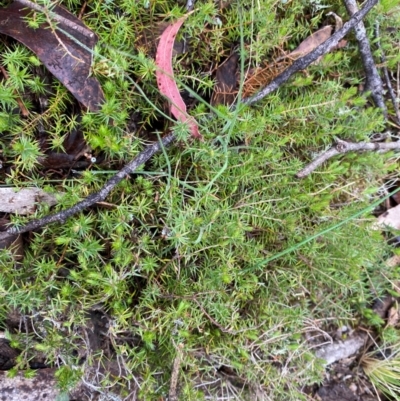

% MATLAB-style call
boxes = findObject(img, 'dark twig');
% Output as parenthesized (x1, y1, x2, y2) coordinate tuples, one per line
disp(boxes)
(0, 66, 29, 117)
(344, 0, 387, 117)
(374, 22, 400, 125)
(242, 0, 378, 106)
(0, 134, 176, 241)
(296, 139, 400, 178)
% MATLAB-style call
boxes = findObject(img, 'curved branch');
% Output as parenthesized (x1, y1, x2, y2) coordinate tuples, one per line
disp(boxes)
(296, 139, 400, 178)
(0, 134, 176, 241)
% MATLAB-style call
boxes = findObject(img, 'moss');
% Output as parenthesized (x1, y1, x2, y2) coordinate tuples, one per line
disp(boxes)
(0, 0, 399, 398)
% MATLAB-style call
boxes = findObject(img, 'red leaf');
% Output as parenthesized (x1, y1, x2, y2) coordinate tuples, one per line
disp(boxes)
(155, 17, 202, 140)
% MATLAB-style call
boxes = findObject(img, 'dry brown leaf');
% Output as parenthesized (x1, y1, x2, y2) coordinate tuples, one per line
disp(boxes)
(387, 306, 399, 327)
(385, 254, 400, 268)
(243, 25, 334, 97)
(0, 1, 104, 111)
(288, 25, 333, 60)
(211, 52, 239, 106)
(0, 187, 58, 215)
(373, 204, 400, 230)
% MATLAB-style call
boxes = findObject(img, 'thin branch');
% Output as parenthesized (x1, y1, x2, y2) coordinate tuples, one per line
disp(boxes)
(0, 134, 176, 242)
(344, 0, 386, 117)
(242, 0, 378, 106)
(374, 22, 400, 126)
(16, 0, 94, 38)
(296, 139, 400, 178)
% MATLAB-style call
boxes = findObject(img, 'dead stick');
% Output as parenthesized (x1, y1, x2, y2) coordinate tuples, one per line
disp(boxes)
(242, 0, 378, 106)
(374, 22, 400, 125)
(344, 0, 386, 117)
(0, 134, 176, 241)
(296, 139, 400, 178)
(16, 0, 94, 38)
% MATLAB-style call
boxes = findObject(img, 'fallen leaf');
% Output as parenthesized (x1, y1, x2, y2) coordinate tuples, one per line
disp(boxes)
(211, 52, 239, 106)
(327, 12, 343, 31)
(315, 332, 367, 365)
(38, 129, 92, 170)
(372, 294, 394, 319)
(387, 306, 399, 327)
(373, 204, 400, 230)
(243, 25, 334, 98)
(392, 188, 400, 205)
(155, 17, 202, 140)
(288, 25, 333, 60)
(0, 1, 104, 111)
(386, 254, 400, 268)
(0, 187, 58, 215)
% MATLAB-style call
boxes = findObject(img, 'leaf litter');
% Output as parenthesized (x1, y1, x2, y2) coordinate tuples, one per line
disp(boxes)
(0, 1, 104, 111)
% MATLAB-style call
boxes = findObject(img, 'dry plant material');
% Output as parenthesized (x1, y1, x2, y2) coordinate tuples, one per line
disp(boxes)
(243, 59, 291, 98)
(296, 139, 400, 178)
(155, 17, 202, 140)
(315, 332, 367, 365)
(385, 255, 400, 268)
(0, 1, 104, 111)
(168, 343, 184, 401)
(372, 294, 395, 323)
(0, 217, 23, 262)
(344, 0, 386, 116)
(288, 25, 333, 60)
(0, 187, 58, 215)
(243, 0, 379, 105)
(375, 22, 400, 125)
(243, 25, 333, 98)
(373, 204, 400, 230)
(211, 52, 239, 106)
(387, 306, 400, 327)
(0, 188, 57, 262)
